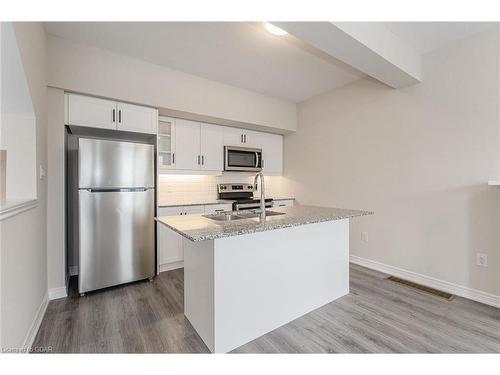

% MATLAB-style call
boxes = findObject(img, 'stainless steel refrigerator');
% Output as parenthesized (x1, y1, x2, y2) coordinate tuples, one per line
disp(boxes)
(72, 137, 155, 295)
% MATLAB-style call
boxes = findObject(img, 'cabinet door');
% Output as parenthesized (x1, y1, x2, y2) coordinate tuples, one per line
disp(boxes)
(158, 117, 176, 171)
(242, 129, 263, 148)
(223, 127, 245, 146)
(158, 223, 183, 265)
(261, 133, 283, 175)
(116, 103, 158, 134)
(157, 207, 184, 266)
(200, 123, 224, 171)
(67, 94, 117, 130)
(175, 119, 201, 170)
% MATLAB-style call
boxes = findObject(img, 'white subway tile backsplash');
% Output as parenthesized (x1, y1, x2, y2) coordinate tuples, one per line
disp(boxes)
(158, 173, 289, 205)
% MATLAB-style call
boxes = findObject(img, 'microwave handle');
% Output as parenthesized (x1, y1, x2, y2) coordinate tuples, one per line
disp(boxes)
(255, 152, 260, 168)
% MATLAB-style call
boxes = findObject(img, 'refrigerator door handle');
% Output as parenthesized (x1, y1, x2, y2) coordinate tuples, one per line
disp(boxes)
(83, 187, 150, 193)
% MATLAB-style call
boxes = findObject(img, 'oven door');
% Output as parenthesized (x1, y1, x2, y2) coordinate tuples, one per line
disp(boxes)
(224, 146, 262, 172)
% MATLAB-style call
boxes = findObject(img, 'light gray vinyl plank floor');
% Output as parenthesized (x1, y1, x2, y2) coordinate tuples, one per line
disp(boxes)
(32, 264, 500, 353)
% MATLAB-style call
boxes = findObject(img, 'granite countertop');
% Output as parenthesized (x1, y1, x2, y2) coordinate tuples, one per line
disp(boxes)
(156, 205, 373, 242)
(158, 197, 296, 207)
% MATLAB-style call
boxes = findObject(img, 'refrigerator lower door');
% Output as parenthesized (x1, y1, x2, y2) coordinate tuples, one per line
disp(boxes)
(78, 189, 155, 294)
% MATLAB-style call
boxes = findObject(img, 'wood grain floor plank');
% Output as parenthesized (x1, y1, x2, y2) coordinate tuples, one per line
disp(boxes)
(33, 265, 500, 353)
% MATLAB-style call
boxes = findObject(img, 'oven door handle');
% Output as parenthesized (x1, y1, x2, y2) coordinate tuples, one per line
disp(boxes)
(255, 152, 260, 168)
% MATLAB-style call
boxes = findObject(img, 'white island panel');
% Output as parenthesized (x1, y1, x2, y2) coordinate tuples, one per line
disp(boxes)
(183, 218, 350, 353)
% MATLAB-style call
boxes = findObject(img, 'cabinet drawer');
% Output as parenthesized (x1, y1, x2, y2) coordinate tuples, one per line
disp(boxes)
(272, 199, 294, 207)
(204, 203, 233, 214)
(184, 205, 205, 215)
(158, 205, 204, 216)
(158, 206, 183, 216)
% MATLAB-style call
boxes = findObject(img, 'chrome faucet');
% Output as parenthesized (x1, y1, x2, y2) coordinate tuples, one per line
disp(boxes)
(254, 172, 266, 218)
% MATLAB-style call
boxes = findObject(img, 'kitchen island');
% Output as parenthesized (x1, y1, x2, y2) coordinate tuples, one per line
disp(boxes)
(157, 205, 372, 353)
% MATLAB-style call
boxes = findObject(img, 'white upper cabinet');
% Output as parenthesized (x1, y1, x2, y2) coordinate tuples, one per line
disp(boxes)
(175, 119, 202, 170)
(66, 94, 283, 175)
(261, 133, 283, 175)
(66, 93, 157, 134)
(223, 127, 269, 149)
(67, 94, 117, 130)
(223, 127, 259, 147)
(157, 116, 176, 171)
(241, 129, 262, 148)
(116, 102, 158, 134)
(223, 127, 245, 146)
(200, 123, 224, 171)
(174, 119, 224, 172)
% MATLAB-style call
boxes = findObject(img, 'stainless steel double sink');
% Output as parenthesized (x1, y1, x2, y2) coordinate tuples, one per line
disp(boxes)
(203, 210, 285, 222)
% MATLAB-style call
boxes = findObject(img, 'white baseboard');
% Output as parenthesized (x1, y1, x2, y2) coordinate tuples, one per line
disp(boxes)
(159, 260, 184, 273)
(69, 266, 78, 276)
(22, 292, 48, 350)
(48, 286, 67, 300)
(350, 255, 500, 309)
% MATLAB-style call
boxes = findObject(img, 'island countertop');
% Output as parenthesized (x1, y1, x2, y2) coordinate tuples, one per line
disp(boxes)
(156, 205, 373, 242)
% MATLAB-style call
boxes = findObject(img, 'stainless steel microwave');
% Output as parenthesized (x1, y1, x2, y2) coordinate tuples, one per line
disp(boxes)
(224, 146, 262, 172)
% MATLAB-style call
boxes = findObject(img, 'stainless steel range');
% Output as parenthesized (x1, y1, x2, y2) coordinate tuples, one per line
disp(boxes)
(218, 183, 273, 211)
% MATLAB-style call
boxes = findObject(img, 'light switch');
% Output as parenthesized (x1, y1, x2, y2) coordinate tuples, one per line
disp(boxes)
(39, 164, 47, 180)
(361, 231, 369, 243)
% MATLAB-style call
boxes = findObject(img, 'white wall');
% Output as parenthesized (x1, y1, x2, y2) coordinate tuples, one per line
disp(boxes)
(284, 28, 500, 296)
(47, 88, 65, 291)
(0, 22, 47, 349)
(46, 35, 297, 133)
(0, 23, 37, 200)
(1, 114, 36, 199)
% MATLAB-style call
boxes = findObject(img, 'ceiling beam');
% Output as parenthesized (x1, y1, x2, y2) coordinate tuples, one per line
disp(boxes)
(274, 22, 422, 88)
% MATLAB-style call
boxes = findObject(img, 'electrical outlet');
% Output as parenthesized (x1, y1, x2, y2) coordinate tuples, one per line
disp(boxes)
(361, 232, 369, 243)
(476, 253, 488, 267)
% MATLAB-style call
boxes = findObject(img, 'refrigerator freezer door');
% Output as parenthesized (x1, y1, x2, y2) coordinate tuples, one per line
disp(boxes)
(78, 189, 155, 293)
(78, 138, 154, 189)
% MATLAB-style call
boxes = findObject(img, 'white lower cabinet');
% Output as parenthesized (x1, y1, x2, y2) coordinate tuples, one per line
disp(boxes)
(183, 205, 206, 215)
(158, 204, 230, 272)
(272, 199, 294, 207)
(204, 203, 233, 214)
(157, 205, 204, 272)
(158, 219, 183, 266)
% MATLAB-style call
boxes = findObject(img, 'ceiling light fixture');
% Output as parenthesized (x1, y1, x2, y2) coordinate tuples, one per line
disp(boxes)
(264, 23, 288, 36)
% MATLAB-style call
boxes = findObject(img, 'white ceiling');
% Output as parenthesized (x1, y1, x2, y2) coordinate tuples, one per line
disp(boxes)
(44, 22, 364, 103)
(44, 22, 499, 103)
(383, 22, 497, 54)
